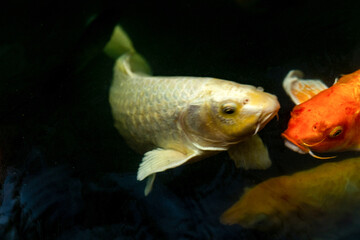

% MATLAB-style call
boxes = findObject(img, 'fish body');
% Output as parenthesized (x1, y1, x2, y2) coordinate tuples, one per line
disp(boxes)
(107, 26, 280, 194)
(281, 69, 360, 157)
(221, 157, 360, 239)
(111, 59, 272, 154)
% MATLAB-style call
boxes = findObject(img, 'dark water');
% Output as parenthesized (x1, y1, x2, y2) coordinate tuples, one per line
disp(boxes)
(1, 0, 360, 239)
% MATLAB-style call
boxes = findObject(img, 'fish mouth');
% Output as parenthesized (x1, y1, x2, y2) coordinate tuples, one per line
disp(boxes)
(281, 133, 308, 154)
(260, 111, 277, 125)
(246, 92, 280, 135)
(253, 113, 273, 135)
(281, 133, 337, 159)
(253, 109, 280, 135)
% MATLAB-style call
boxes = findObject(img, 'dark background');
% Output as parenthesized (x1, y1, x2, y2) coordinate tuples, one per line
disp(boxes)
(1, 0, 360, 239)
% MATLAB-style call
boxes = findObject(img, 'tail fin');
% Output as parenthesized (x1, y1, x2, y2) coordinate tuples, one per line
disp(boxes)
(104, 25, 152, 76)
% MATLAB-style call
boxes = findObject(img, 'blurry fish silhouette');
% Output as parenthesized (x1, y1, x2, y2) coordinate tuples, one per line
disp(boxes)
(281, 69, 360, 159)
(221, 157, 360, 239)
(105, 26, 280, 195)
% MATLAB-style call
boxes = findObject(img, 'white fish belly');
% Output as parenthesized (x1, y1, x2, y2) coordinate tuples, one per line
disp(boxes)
(109, 74, 210, 154)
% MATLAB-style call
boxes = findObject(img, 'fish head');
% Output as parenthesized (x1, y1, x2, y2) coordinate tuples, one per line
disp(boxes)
(282, 85, 360, 156)
(209, 83, 280, 141)
(182, 81, 279, 147)
(221, 183, 284, 231)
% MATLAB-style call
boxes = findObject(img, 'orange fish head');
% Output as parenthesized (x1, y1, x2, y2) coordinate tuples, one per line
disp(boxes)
(282, 90, 360, 158)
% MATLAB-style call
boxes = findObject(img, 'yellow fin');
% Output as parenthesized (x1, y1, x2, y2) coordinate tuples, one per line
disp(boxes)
(283, 70, 328, 104)
(104, 25, 135, 59)
(228, 135, 271, 170)
(137, 148, 198, 181)
(144, 174, 156, 196)
(104, 25, 152, 75)
(113, 53, 153, 77)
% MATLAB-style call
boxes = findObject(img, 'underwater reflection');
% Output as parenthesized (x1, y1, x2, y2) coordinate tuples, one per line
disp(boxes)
(221, 157, 360, 239)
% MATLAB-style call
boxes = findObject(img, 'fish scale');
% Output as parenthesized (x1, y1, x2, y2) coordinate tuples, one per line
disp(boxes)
(111, 73, 211, 152)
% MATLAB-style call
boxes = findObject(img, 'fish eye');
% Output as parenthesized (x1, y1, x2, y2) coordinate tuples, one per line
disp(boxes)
(329, 126, 343, 138)
(221, 103, 237, 115)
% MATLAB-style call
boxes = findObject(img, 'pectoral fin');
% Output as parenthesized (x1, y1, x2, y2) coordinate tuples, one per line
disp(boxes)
(137, 148, 198, 194)
(137, 148, 197, 181)
(228, 135, 271, 170)
(283, 70, 328, 104)
(144, 174, 156, 196)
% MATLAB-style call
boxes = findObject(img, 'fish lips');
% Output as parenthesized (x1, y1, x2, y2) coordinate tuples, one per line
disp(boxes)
(281, 133, 308, 154)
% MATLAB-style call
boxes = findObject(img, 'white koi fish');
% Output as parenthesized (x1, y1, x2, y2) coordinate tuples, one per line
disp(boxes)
(105, 26, 280, 195)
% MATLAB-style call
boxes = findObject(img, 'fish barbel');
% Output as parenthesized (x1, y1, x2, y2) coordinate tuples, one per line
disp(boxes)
(106, 26, 280, 195)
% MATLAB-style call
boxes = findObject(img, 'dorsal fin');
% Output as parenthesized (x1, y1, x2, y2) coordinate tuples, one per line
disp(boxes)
(114, 53, 152, 77)
(337, 69, 360, 85)
(283, 70, 328, 105)
(104, 25, 152, 76)
(104, 25, 135, 59)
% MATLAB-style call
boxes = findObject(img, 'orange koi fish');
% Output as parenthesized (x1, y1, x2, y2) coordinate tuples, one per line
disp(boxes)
(281, 69, 360, 159)
(221, 157, 360, 239)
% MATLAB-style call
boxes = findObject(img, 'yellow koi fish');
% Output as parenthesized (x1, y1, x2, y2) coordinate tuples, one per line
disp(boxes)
(221, 157, 360, 239)
(105, 26, 280, 195)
